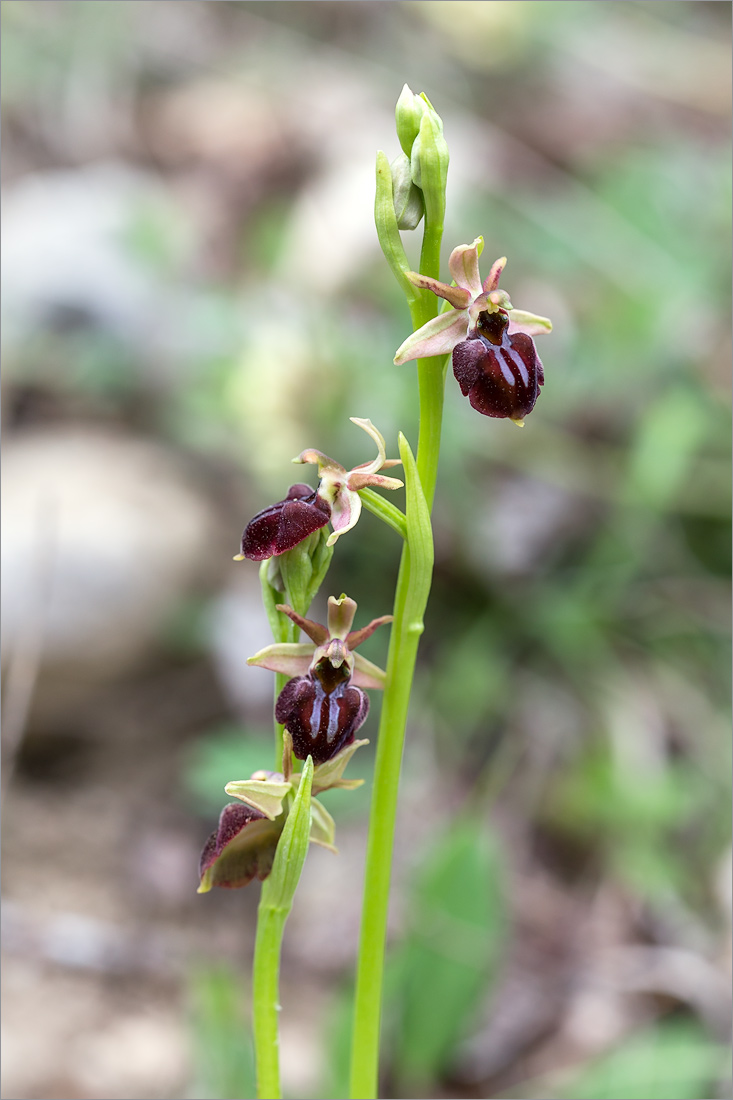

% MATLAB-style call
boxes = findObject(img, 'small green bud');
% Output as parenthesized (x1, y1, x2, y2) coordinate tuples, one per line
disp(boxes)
(395, 83, 427, 156)
(390, 152, 425, 231)
(410, 110, 449, 228)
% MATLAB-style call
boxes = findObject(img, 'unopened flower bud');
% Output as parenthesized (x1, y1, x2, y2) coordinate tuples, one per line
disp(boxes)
(395, 83, 427, 156)
(411, 109, 449, 228)
(391, 153, 425, 231)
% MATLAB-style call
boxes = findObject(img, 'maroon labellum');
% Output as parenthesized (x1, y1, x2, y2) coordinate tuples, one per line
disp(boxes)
(199, 803, 281, 890)
(275, 670, 369, 765)
(452, 310, 544, 422)
(240, 483, 331, 561)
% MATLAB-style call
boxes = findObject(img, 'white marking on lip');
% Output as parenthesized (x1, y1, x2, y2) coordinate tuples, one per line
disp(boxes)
(312, 682, 341, 743)
(497, 350, 516, 386)
(507, 345, 529, 386)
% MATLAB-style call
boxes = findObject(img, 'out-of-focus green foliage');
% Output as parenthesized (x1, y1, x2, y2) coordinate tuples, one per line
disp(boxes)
(188, 965, 256, 1100)
(562, 1018, 729, 1100)
(390, 821, 507, 1087)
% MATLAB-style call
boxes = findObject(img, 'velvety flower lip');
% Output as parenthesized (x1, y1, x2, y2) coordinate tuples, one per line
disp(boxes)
(248, 595, 392, 764)
(237, 483, 331, 561)
(393, 237, 552, 425)
(198, 802, 281, 891)
(275, 674, 369, 765)
(453, 309, 545, 421)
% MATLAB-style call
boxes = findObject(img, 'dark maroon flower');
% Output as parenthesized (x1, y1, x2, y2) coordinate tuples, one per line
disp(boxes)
(275, 669, 369, 765)
(452, 309, 544, 421)
(238, 483, 331, 561)
(198, 802, 281, 891)
(393, 238, 551, 426)
(248, 595, 391, 765)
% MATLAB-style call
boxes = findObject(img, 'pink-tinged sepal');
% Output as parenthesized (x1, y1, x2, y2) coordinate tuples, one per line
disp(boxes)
(246, 643, 314, 679)
(394, 310, 469, 364)
(448, 237, 484, 296)
(326, 594, 358, 640)
(274, 604, 329, 645)
(345, 615, 394, 651)
(293, 449, 346, 476)
(406, 271, 471, 310)
(327, 488, 362, 546)
(352, 653, 388, 690)
(239, 484, 330, 561)
(483, 255, 507, 292)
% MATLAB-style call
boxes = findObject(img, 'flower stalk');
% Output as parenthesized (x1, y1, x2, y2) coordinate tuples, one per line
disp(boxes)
(252, 754, 314, 1100)
(349, 90, 446, 1096)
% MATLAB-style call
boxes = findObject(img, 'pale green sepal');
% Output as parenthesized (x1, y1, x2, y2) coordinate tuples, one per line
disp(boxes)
(394, 310, 467, 364)
(311, 739, 370, 793)
(224, 778, 292, 821)
(348, 418, 397, 478)
(508, 309, 553, 335)
(260, 755, 314, 911)
(247, 642, 315, 677)
(309, 797, 337, 852)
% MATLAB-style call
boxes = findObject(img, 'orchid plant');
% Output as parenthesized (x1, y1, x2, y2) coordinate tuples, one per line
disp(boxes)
(198, 85, 552, 1100)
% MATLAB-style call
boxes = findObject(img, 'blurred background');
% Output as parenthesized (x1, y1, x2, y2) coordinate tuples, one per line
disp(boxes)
(1, 2, 731, 1098)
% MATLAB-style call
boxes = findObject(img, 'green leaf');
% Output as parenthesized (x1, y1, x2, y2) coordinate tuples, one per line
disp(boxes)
(392, 820, 507, 1086)
(188, 963, 256, 1100)
(624, 386, 708, 509)
(562, 1019, 727, 1100)
(183, 727, 272, 814)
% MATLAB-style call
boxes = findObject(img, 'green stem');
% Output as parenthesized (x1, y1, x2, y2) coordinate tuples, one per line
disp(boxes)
(252, 904, 287, 1100)
(349, 213, 444, 1099)
(252, 756, 315, 1099)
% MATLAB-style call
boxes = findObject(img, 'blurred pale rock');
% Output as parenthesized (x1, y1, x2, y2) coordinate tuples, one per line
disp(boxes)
(208, 578, 280, 712)
(1, 162, 195, 366)
(2, 429, 215, 684)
